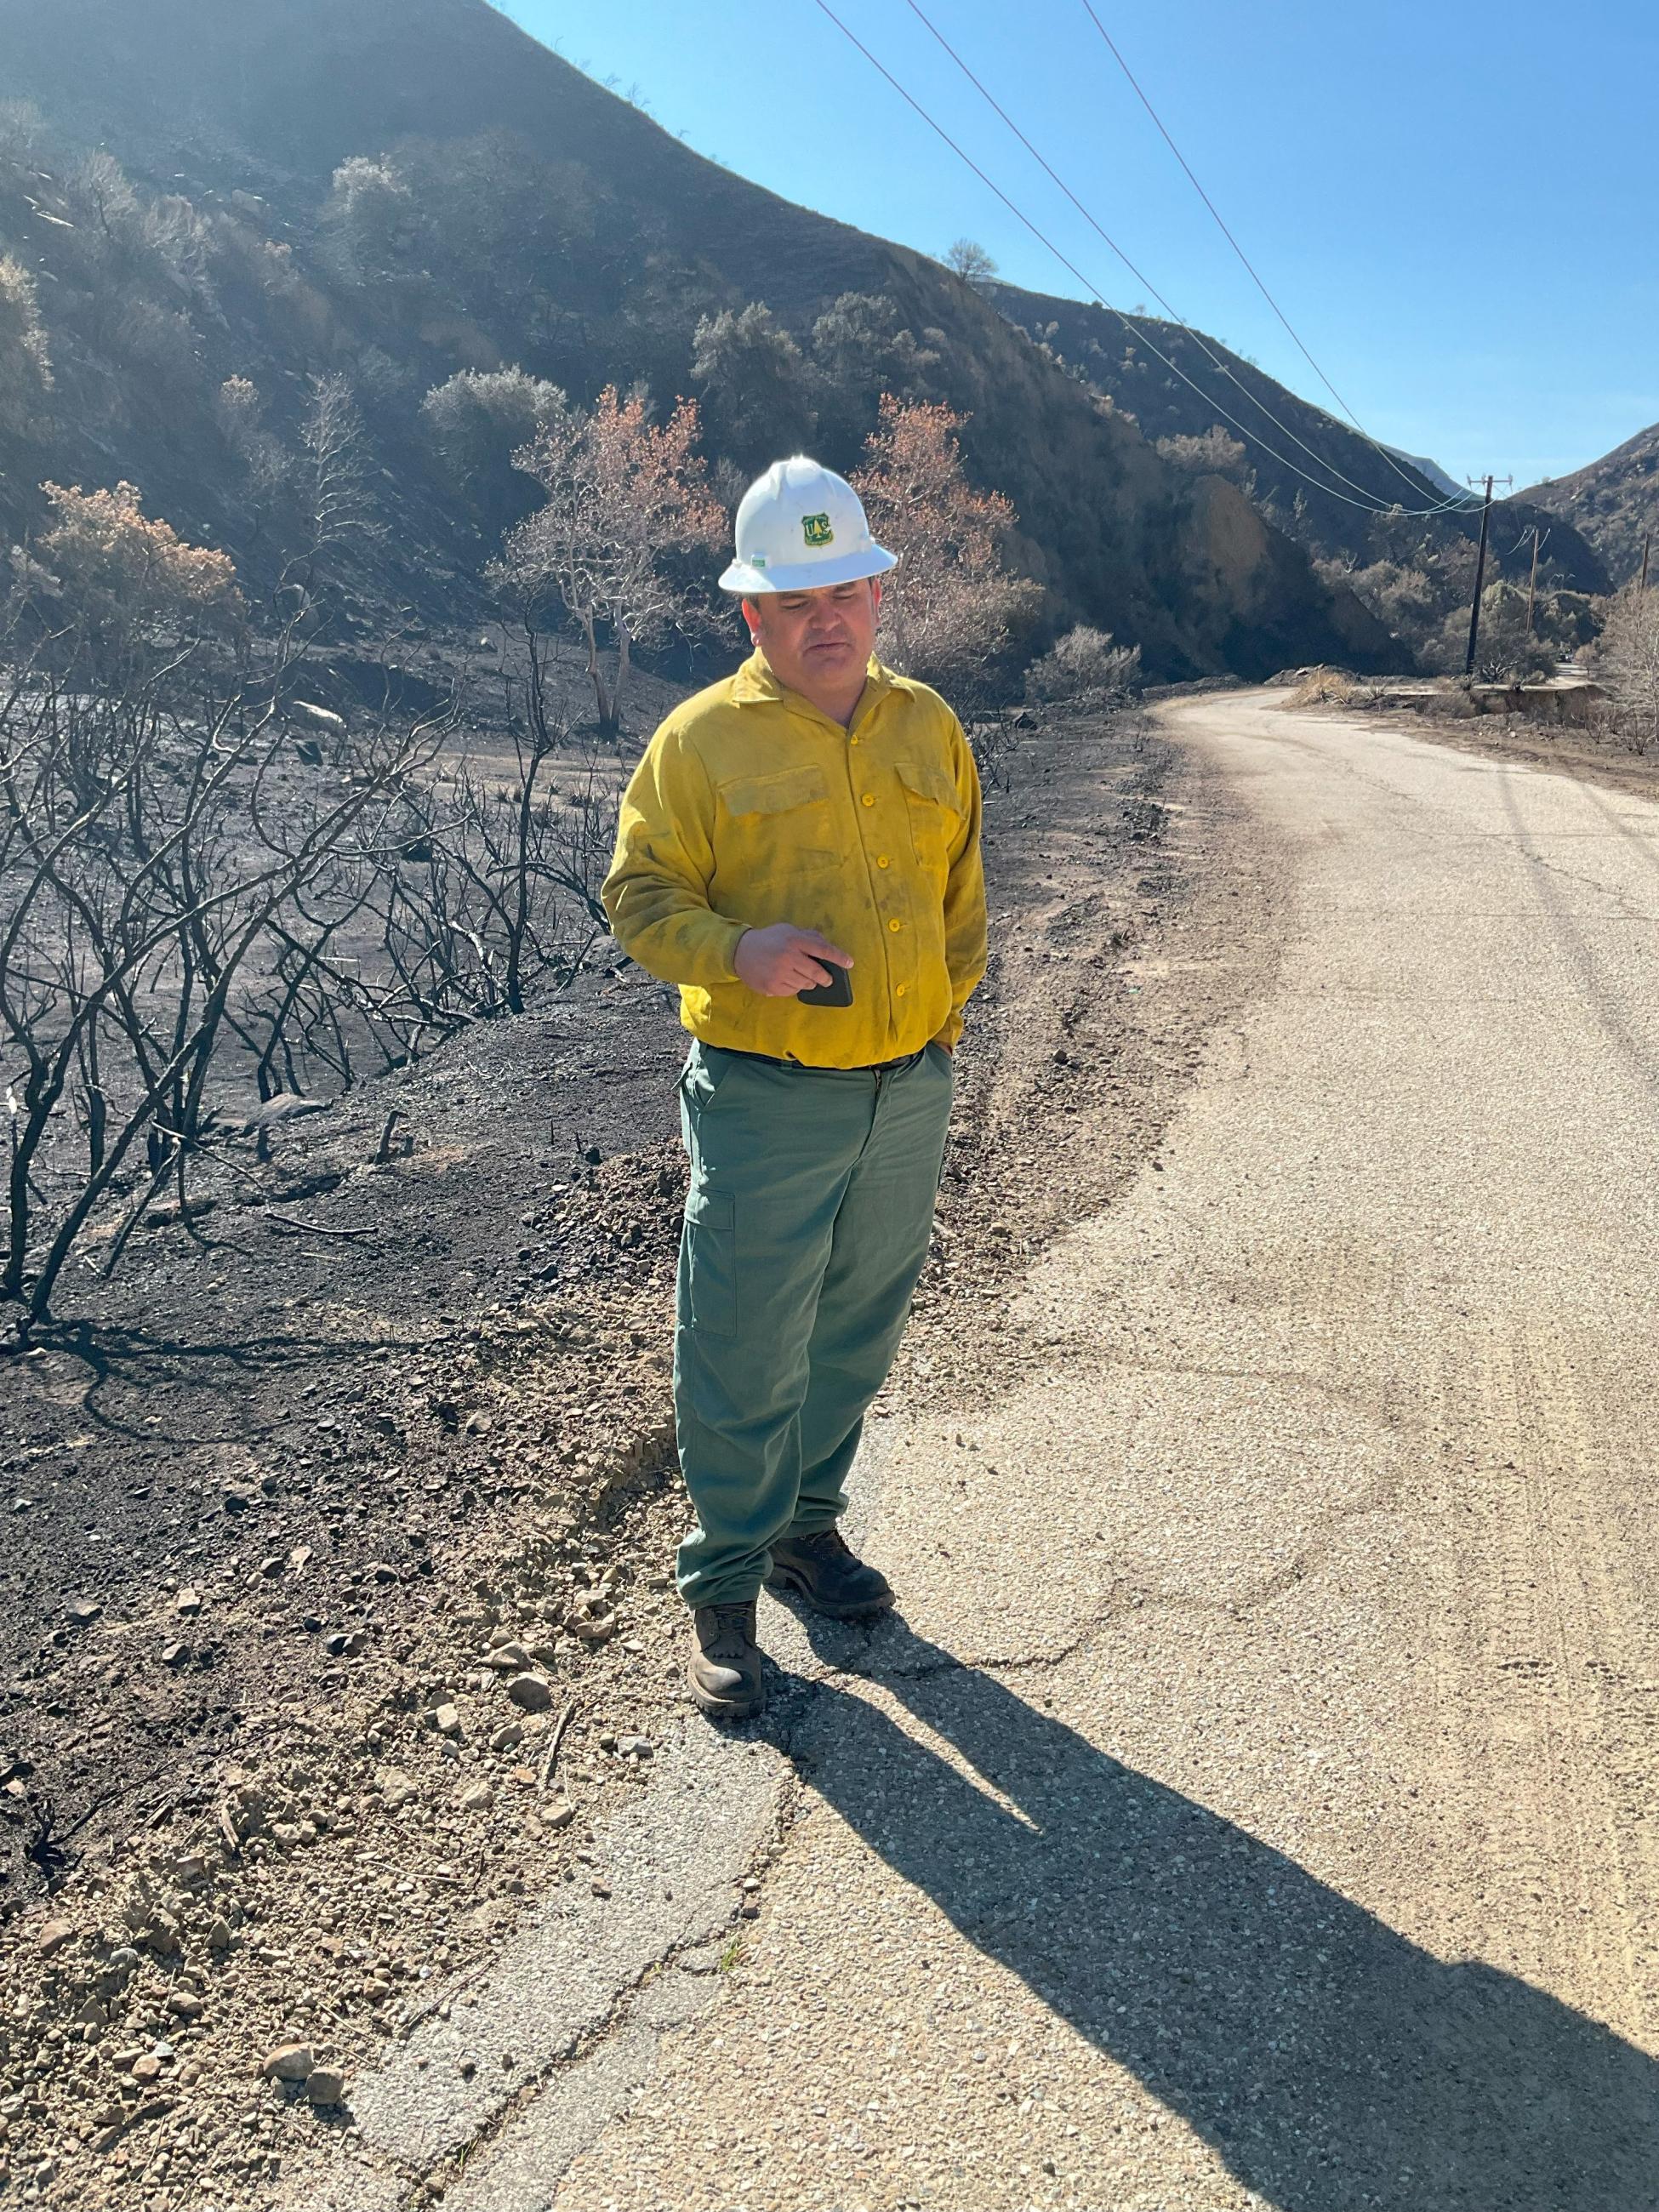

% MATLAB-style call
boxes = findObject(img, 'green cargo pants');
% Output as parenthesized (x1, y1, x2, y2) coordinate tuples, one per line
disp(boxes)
(673, 1039, 955, 1608)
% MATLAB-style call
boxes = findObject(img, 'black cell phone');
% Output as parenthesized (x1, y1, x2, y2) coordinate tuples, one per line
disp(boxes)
(797, 964, 853, 1007)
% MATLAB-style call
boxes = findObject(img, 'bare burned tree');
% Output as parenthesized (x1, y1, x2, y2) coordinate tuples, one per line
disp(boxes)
(224, 631, 618, 1089)
(0, 591, 446, 1323)
(292, 371, 382, 607)
(2, 494, 621, 1327)
(342, 630, 618, 1052)
(944, 237, 998, 288)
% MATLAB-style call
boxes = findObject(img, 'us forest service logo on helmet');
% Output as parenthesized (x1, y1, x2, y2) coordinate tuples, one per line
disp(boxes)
(801, 512, 835, 548)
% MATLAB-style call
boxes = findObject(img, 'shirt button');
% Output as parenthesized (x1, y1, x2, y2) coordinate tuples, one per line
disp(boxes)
(877, 855, 891, 869)
(896, 983, 908, 997)
(861, 794, 875, 807)
(888, 918, 902, 933)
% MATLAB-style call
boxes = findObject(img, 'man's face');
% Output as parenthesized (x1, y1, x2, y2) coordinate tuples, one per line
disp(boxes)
(744, 579, 881, 701)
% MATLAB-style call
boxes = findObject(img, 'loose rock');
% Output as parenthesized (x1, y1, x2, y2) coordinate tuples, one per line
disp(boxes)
(262, 2043, 314, 2084)
(505, 1672, 553, 1713)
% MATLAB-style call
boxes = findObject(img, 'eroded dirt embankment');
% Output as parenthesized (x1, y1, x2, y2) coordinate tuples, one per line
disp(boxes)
(0, 702, 1280, 2208)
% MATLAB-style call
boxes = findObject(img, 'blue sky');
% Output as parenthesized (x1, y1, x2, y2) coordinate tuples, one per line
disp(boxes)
(494, 0, 1656, 487)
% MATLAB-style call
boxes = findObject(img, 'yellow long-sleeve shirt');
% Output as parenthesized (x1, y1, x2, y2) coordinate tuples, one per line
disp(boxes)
(601, 650, 987, 1069)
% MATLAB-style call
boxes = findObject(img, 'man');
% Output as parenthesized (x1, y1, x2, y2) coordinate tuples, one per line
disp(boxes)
(601, 455, 987, 1719)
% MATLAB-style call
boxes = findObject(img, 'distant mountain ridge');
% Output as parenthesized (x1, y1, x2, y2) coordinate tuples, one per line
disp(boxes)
(1522, 425, 1659, 585)
(1388, 448, 1464, 502)
(0, 0, 1391, 680)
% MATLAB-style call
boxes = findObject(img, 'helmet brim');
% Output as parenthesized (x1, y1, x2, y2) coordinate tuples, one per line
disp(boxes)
(720, 544, 898, 596)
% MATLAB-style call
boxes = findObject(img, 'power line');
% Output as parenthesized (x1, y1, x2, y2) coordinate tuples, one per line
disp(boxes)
(900, 0, 1474, 517)
(814, 0, 1455, 517)
(1075, 0, 1440, 505)
(810, 0, 1476, 521)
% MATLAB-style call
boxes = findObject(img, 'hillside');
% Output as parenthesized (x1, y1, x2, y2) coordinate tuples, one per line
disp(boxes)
(988, 281, 1610, 604)
(0, 0, 1391, 682)
(1523, 424, 1659, 585)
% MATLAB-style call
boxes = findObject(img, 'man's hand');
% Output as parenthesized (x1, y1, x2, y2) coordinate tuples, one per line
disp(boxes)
(733, 924, 854, 998)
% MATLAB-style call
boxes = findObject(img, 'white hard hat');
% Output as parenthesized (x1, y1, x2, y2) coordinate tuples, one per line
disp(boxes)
(718, 455, 898, 596)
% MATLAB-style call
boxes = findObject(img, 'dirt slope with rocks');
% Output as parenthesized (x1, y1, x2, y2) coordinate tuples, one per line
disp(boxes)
(0, 698, 1240, 2208)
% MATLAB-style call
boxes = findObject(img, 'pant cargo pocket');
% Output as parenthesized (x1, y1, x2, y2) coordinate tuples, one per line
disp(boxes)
(681, 1183, 738, 1338)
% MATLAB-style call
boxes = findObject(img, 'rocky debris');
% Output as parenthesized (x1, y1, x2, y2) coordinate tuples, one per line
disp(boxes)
(143, 1907, 184, 1957)
(0, 1441, 687, 2202)
(286, 699, 346, 736)
(264, 2042, 315, 2084)
(36, 1918, 74, 1957)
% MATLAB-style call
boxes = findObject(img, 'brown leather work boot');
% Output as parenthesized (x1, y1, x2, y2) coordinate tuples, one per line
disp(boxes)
(689, 1599, 765, 1719)
(767, 1527, 893, 1620)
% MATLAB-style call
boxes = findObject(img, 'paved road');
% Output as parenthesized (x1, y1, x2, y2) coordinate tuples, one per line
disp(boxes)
(298, 693, 1659, 2210)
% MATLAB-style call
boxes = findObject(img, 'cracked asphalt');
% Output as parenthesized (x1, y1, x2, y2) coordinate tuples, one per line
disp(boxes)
(291, 693, 1659, 2209)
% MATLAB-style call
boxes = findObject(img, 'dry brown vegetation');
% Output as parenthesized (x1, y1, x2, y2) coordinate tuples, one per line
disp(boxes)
(1590, 586, 1659, 752)
(852, 396, 1042, 705)
(491, 386, 724, 734)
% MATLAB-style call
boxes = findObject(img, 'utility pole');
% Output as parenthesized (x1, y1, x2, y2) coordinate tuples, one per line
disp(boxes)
(1640, 530, 1651, 596)
(1525, 524, 1548, 636)
(1463, 474, 1512, 677)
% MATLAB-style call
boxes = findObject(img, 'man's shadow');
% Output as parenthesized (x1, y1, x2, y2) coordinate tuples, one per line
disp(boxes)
(775, 1613, 1659, 2212)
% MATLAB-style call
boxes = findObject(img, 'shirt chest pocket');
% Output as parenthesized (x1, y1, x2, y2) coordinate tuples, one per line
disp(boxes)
(895, 759, 962, 885)
(717, 764, 843, 884)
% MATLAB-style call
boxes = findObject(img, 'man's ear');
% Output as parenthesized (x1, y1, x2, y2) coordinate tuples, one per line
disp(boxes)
(869, 578, 883, 618)
(740, 597, 762, 641)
